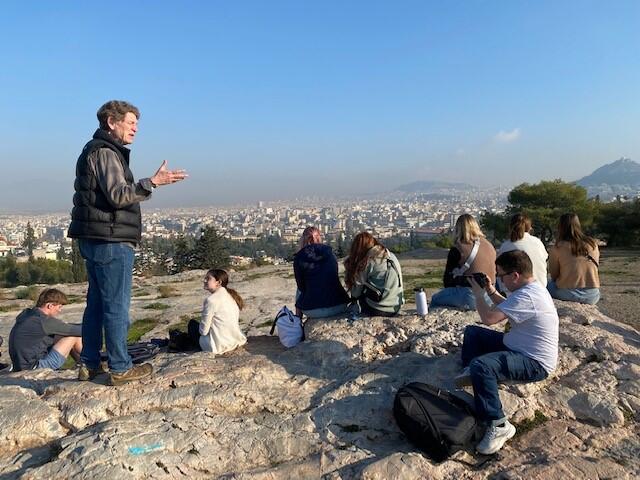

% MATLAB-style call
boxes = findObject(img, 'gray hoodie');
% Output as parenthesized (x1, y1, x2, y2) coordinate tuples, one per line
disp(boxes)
(9, 308, 81, 371)
(350, 246, 405, 314)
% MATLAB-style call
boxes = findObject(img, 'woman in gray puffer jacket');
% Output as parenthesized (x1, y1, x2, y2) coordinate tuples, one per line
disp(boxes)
(344, 232, 404, 317)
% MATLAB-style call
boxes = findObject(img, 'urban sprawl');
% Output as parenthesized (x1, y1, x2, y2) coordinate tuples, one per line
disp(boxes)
(0, 189, 508, 264)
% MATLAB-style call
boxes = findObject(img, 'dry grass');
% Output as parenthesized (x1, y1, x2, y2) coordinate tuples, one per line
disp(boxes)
(598, 248, 640, 331)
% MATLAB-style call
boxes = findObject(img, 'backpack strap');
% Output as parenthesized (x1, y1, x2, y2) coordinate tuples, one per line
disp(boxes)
(363, 251, 402, 298)
(387, 256, 402, 288)
(102, 343, 161, 363)
(452, 240, 480, 277)
(270, 307, 290, 335)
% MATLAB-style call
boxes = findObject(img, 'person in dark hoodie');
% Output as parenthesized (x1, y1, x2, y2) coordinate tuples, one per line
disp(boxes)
(294, 226, 349, 318)
(9, 289, 82, 372)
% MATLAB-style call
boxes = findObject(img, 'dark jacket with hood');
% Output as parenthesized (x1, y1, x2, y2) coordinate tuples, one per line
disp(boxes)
(294, 244, 349, 311)
(9, 308, 81, 371)
(67, 128, 145, 244)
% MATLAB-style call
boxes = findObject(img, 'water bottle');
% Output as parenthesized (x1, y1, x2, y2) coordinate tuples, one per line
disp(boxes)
(414, 287, 428, 316)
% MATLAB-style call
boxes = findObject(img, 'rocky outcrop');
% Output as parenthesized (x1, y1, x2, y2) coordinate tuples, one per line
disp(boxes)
(0, 268, 638, 479)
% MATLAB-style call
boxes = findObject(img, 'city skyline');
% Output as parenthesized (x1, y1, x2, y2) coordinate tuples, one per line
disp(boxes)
(1, 1, 639, 211)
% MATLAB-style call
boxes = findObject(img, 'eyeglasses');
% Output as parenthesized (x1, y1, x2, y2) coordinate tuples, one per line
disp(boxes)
(496, 271, 514, 281)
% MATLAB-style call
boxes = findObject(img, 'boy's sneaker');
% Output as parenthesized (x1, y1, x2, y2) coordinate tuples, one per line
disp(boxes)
(476, 420, 516, 455)
(454, 366, 472, 388)
(108, 363, 153, 386)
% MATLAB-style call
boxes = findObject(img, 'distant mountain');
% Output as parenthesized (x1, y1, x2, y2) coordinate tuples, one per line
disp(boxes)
(575, 158, 640, 200)
(396, 180, 474, 193)
(576, 158, 640, 187)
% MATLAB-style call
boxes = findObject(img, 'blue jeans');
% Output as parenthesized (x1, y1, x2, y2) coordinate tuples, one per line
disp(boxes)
(303, 303, 348, 319)
(547, 280, 600, 305)
(430, 287, 490, 311)
(461, 325, 548, 424)
(79, 240, 134, 373)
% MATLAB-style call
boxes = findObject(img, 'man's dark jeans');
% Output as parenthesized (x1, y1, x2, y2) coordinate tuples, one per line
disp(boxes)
(79, 239, 134, 373)
(461, 325, 548, 425)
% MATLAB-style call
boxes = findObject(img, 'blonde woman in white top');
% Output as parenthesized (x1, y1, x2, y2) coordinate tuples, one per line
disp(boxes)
(497, 213, 548, 288)
(193, 269, 246, 354)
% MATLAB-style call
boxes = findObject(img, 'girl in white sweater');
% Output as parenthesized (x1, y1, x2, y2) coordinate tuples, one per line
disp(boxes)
(197, 269, 246, 354)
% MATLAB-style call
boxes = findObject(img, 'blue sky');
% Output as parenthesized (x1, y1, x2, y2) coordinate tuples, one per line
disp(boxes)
(0, 1, 638, 211)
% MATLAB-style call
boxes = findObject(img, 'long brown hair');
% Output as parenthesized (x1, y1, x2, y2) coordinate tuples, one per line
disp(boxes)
(509, 213, 532, 242)
(206, 269, 244, 310)
(556, 213, 596, 256)
(344, 232, 385, 289)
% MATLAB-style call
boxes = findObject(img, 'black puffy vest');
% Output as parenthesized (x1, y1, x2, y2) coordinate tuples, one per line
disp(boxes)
(67, 129, 142, 243)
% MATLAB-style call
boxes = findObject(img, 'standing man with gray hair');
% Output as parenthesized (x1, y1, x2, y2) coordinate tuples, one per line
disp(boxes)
(68, 100, 187, 386)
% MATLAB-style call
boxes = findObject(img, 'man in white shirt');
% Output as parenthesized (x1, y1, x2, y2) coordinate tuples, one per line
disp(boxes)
(457, 250, 559, 455)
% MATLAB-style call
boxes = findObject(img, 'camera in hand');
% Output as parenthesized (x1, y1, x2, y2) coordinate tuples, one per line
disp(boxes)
(464, 272, 488, 288)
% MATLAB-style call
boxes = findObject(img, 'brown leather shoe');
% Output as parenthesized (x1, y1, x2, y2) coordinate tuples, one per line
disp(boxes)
(108, 363, 153, 386)
(78, 360, 109, 381)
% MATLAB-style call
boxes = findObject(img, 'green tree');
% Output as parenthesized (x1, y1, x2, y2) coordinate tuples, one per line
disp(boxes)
(0, 254, 19, 287)
(479, 212, 509, 245)
(56, 245, 68, 261)
(171, 234, 195, 273)
(22, 222, 36, 259)
(595, 199, 640, 247)
(71, 240, 87, 283)
(505, 180, 598, 244)
(191, 226, 230, 269)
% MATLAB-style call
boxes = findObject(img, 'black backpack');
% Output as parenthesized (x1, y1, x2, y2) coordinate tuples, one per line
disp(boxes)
(394, 382, 478, 462)
(168, 329, 199, 352)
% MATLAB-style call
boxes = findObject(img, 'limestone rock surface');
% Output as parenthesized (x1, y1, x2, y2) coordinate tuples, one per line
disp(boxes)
(0, 266, 638, 479)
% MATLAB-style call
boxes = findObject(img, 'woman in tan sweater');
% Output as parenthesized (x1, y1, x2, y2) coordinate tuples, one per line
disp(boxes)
(547, 213, 600, 305)
(431, 214, 496, 311)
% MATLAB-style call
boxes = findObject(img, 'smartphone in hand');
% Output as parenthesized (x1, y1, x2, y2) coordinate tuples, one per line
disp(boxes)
(464, 272, 488, 288)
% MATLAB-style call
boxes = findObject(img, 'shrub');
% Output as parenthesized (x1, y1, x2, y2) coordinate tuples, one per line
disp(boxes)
(0, 303, 21, 313)
(143, 302, 171, 310)
(157, 285, 180, 298)
(15, 285, 40, 301)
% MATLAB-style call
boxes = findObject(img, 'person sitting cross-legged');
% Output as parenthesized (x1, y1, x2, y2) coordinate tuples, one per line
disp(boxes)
(9, 288, 82, 372)
(457, 250, 559, 455)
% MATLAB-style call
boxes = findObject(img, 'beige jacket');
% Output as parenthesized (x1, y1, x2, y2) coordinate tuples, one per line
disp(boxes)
(456, 237, 497, 284)
(548, 241, 600, 288)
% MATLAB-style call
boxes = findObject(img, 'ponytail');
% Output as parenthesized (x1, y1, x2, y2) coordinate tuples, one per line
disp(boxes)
(226, 287, 244, 310)
(509, 213, 532, 242)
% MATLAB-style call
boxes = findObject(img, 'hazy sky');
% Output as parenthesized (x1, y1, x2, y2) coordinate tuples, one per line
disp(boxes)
(1, 1, 639, 211)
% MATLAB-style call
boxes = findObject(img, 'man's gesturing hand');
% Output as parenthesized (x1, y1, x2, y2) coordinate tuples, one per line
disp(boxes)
(150, 160, 188, 187)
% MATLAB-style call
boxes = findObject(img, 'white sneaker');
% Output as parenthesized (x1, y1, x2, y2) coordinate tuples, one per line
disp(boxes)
(476, 420, 516, 455)
(454, 366, 472, 388)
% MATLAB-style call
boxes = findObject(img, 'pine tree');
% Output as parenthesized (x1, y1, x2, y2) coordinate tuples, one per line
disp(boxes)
(71, 240, 87, 283)
(22, 222, 36, 259)
(191, 227, 230, 269)
(171, 235, 194, 273)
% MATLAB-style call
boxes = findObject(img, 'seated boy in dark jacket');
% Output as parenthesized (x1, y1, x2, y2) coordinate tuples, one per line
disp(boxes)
(9, 288, 82, 371)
